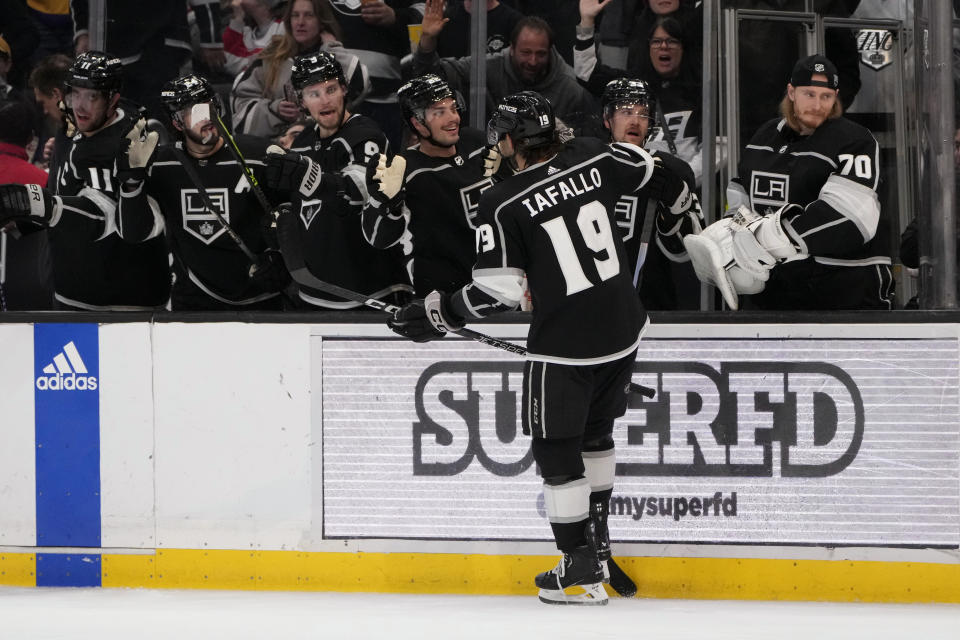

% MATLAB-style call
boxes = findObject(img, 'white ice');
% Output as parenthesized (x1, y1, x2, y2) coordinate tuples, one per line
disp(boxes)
(2, 587, 959, 640)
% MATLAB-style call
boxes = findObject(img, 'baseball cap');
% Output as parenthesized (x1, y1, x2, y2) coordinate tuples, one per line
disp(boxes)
(0, 35, 11, 59)
(790, 54, 839, 90)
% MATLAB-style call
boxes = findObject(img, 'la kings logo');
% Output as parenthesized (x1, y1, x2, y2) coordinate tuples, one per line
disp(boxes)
(750, 171, 789, 214)
(36, 341, 98, 391)
(857, 29, 895, 71)
(181, 188, 230, 244)
(459, 178, 494, 228)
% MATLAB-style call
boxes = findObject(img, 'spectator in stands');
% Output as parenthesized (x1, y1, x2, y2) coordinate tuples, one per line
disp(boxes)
(576, 10, 705, 185)
(325, 1, 427, 151)
(191, 0, 229, 76)
(687, 54, 892, 311)
(28, 54, 72, 174)
(512, 0, 581, 65)
(223, 0, 287, 76)
(0, 2, 40, 89)
(232, 0, 369, 138)
(434, 0, 524, 58)
(0, 99, 55, 310)
(0, 35, 16, 100)
(71, 0, 195, 121)
(23, 0, 73, 65)
(414, 0, 596, 124)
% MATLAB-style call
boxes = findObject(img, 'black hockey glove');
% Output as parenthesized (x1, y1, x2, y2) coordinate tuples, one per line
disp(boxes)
(0, 184, 57, 227)
(248, 249, 292, 293)
(265, 145, 322, 198)
(387, 290, 465, 343)
(646, 155, 693, 215)
(365, 153, 406, 210)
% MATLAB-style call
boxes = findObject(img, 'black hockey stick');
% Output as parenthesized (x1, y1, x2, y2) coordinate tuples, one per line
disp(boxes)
(607, 557, 637, 598)
(211, 111, 275, 216)
(274, 210, 654, 396)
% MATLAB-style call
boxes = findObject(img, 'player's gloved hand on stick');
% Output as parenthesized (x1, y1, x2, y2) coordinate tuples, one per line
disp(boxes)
(0, 184, 58, 226)
(365, 153, 406, 209)
(388, 290, 465, 342)
(646, 155, 692, 215)
(248, 249, 292, 293)
(117, 118, 159, 183)
(265, 145, 322, 198)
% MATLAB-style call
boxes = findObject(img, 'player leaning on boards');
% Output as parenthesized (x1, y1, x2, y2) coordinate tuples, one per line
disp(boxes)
(264, 50, 411, 309)
(362, 73, 503, 297)
(0, 52, 170, 311)
(600, 77, 703, 310)
(685, 54, 892, 311)
(387, 91, 690, 606)
(115, 74, 289, 311)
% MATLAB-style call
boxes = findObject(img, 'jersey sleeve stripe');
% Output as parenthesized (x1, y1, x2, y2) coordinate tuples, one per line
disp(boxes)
(816, 174, 881, 241)
(789, 150, 838, 169)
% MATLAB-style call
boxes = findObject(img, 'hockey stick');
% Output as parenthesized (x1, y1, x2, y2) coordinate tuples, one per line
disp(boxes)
(607, 557, 637, 598)
(211, 111, 276, 216)
(632, 199, 658, 288)
(274, 210, 654, 396)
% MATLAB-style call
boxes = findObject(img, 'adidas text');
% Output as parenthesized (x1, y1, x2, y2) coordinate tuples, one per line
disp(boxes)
(36, 374, 98, 391)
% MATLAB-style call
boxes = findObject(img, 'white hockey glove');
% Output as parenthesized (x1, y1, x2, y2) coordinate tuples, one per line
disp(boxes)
(683, 217, 769, 310)
(365, 153, 406, 209)
(482, 145, 502, 178)
(730, 204, 802, 262)
(265, 144, 322, 198)
(118, 118, 159, 183)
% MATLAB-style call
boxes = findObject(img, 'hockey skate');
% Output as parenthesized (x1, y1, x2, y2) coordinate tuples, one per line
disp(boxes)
(535, 522, 608, 606)
(591, 499, 638, 597)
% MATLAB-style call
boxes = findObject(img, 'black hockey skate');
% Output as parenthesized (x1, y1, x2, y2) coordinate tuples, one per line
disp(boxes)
(535, 522, 608, 606)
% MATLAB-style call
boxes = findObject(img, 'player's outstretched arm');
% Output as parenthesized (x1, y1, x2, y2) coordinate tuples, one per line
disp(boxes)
(361, 153, 408, 248)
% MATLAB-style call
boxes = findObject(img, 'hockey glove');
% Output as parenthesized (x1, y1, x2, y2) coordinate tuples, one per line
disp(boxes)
(365, 153, 406, 209)
(387, 290, 465, 343)
(482, 145, 502, 178)
(248, 249, 292, 293)
(0, 184, 58, 227)
(265, 145, 322, 198)
(646, 155, 693, 215)
(730, 204, 802, 262)
(683, 217, 771, 310)
(117, 118, 159, 184)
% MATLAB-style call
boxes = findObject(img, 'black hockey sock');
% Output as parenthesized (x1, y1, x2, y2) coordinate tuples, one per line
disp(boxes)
(551, 517, 591, 553)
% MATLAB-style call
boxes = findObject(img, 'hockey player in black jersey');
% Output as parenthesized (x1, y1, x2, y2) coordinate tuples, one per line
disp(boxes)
(0, 52, 170, 311)
(685, 54, 892, 311)
(362, 73, 499, 297)
(264, 51, 411, 309)
(115, 74, 288, 310)
(600, 77, 703, 310)
(387, 91, 690, 605)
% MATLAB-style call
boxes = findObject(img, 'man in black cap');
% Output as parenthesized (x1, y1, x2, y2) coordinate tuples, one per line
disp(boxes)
(684, 53, 892, 311)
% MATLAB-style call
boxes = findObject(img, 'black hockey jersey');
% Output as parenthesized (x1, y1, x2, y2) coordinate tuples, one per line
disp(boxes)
(49, 108, 170, 310)
(729, 116, 888, 267)
(117, 137, 280, 306)
(362, 127, 493, 297)
(449, 137, 651, 364)
(287, 115, 411, 308)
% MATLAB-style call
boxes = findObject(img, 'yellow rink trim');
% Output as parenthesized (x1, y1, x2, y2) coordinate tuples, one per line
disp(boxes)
(0, 553, 36, 587)
(3, 551, 959, 603)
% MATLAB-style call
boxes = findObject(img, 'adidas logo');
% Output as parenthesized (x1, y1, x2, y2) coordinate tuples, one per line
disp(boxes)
(546, 166, 560, 175)
(36, 341, 98, 391)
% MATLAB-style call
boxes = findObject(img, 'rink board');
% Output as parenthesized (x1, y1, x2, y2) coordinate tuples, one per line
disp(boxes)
(0, 317, 959, 602)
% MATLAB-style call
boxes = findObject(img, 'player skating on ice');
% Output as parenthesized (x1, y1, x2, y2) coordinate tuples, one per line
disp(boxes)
(386, 90, 690, 605)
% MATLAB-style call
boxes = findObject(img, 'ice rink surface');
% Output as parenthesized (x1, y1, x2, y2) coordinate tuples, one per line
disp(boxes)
(2, 587, 959, 640)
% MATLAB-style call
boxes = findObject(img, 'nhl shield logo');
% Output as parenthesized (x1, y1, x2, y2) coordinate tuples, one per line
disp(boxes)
(856, 29, 895, 71)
